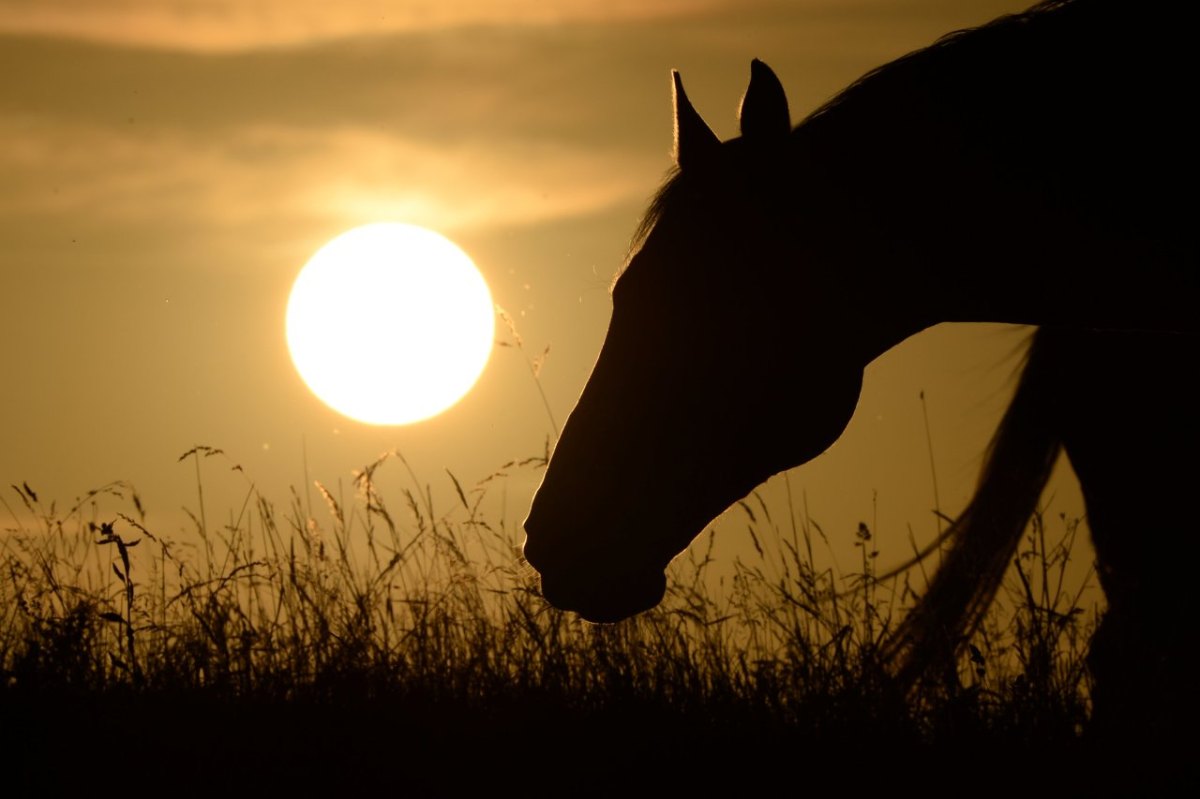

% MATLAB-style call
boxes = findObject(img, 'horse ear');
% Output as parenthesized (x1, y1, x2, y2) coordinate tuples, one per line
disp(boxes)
(673, 70, 720, 170)
(739, 59, 790, 141)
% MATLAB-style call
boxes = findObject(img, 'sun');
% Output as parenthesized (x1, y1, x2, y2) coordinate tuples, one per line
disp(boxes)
(286, 222, 495, 425)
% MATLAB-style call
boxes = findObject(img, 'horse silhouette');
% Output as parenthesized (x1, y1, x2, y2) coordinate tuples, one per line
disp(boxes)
(522, 0, 1196, 756)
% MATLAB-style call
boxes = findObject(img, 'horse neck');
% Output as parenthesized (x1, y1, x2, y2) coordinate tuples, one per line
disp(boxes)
(789, 0, 1196, 341)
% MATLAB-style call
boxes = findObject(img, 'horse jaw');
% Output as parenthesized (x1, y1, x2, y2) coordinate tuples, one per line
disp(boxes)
(522, 364, 864, 624)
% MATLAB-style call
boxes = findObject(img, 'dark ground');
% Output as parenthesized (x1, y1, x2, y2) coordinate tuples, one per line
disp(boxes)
(5, 686, 1181, 798)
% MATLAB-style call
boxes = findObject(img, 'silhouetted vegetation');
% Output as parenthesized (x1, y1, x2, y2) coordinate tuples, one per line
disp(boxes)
(1, 446, 1107, 795)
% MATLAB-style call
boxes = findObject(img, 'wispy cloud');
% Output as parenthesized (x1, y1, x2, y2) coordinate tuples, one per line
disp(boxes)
(0, 0, 735, 51)
(0, 0, 1030, 259)
(0, 117, 659, 246)
(0, 14, 678, 253)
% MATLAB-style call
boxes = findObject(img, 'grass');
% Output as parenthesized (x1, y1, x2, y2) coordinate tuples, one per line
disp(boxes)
(0, 443, 1105, 796)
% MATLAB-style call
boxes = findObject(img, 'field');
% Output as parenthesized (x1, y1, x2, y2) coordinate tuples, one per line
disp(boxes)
(1, 446, 1114, 796)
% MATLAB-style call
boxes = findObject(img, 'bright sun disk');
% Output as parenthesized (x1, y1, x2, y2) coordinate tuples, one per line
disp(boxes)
(286, 222, 494, 425)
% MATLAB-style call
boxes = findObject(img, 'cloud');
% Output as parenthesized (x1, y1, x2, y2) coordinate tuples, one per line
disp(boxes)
(0, 0, 735, 52)
(0, 117, 660, 247)
(0, 0, 1033, 262)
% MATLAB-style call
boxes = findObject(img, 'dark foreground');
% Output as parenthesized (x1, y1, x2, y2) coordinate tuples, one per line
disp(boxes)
(1, 467, 1193, 797)
(4, 682, 1191, 798)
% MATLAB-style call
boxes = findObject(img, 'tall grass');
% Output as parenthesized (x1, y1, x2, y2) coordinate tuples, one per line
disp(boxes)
(0, 445, 1099, 792)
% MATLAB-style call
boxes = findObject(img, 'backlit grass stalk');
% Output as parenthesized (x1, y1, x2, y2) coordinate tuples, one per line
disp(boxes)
(1, 452, 1096, 744)
(95, 521, 138, 681)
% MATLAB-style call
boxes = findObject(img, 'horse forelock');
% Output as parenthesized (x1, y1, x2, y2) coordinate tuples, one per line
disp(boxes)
(621, 136, 804, 282)
(625, 167, 682, 265)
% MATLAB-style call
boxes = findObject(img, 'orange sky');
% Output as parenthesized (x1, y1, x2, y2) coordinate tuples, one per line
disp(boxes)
(0, 0, 1093, 599)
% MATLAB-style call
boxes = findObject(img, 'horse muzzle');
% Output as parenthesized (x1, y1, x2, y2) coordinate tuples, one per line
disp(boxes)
(536, 563, 668, 624)
(522, 523, 668, 622)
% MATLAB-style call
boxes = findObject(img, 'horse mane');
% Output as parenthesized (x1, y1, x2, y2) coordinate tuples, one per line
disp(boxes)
(628, 0, 1080, 260)
(802, 0, 1073, 127)
(882, 327, 1064, 686)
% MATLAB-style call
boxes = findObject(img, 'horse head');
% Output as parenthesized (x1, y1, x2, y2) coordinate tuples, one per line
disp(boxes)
(523, 61, 866, 623)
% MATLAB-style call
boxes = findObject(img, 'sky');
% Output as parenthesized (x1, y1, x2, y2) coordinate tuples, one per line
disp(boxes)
(0, 0, 1094, 598)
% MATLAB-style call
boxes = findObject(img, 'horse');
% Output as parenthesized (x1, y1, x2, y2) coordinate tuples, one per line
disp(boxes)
(521, 0, 1197, 762)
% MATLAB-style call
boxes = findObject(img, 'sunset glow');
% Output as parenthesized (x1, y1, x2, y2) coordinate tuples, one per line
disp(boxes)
(2, 0, 1070, 622)
(4, 1, 1134, 791)
(286, 223, 495, 425)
